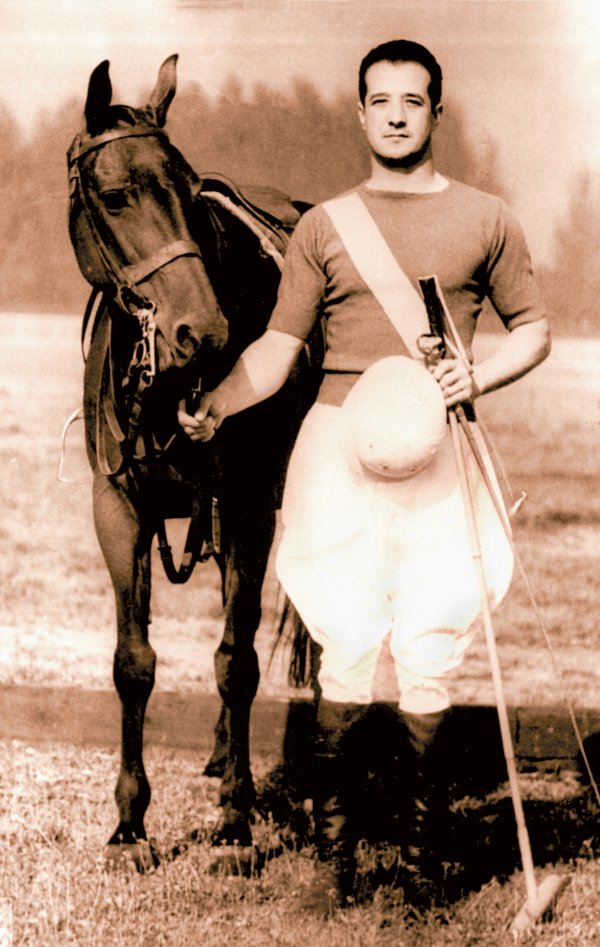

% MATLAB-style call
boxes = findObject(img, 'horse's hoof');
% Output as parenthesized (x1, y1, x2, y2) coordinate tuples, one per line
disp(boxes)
(208, 844, 262, 878)
(203, 758, 226, 779)
(104, 838, 160, 874)
(211, 809, 253, 848)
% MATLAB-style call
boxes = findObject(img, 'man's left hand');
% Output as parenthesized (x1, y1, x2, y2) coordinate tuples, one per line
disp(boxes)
(429, 357, 477, 407)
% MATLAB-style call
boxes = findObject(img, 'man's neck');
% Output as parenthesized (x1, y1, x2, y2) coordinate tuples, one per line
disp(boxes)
(365, 160, 448, 194)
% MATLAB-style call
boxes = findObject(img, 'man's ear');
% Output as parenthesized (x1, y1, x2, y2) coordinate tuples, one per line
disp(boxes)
(357, 100, 366, 130)
(432, 103, 443, 127)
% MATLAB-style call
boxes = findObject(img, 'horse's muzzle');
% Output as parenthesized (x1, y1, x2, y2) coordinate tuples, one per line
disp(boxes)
(155, 318, 228, 371)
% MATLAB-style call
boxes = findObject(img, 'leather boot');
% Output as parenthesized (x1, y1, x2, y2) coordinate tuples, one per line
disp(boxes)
(402, 709, 447, 905)
(301, 698, 365, 917)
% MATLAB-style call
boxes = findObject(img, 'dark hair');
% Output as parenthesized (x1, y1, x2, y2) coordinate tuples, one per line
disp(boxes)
(358, 40, 443, 110)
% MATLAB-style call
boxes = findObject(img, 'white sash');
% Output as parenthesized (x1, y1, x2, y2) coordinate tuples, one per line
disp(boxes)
(322, 191, 430, 358)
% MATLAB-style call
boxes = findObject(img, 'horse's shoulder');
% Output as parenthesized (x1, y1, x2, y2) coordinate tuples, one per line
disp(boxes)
(199, 172, 311, 233)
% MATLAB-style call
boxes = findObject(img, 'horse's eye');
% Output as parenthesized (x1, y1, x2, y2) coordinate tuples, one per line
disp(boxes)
(101, 189, 130, 213)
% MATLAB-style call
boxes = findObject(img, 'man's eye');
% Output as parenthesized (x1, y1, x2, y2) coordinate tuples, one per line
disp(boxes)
(100, 189, 130, 212)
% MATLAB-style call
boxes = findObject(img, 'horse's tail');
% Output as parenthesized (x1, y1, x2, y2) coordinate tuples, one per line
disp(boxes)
(270, 592, 322, 694)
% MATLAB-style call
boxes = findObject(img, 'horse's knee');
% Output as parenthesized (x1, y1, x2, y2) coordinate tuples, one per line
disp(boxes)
(214, 644, 259, 704)
(113, 640, 156, 699)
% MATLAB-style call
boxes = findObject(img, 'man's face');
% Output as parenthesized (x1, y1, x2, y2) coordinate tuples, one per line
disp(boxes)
(358, 60, 441, 168)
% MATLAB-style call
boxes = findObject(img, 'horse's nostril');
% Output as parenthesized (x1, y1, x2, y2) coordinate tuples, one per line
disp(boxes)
(175, 322, 199, 354)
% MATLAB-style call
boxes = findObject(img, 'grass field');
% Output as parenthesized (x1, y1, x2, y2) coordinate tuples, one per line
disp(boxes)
(0, 737, 597, 946)
(0, 312, 599, 944)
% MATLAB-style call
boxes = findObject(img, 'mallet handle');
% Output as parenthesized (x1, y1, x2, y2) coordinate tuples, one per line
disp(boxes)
(449, 410, 538, 903)
(418, 276, 447, 358)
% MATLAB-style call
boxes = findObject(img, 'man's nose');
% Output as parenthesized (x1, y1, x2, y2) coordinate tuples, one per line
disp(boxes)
(388, 101, 406, 125)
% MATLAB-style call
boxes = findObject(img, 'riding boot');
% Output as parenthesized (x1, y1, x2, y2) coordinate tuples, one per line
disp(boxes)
(402, 708, 447, 905)
(301, 698, 366, 917)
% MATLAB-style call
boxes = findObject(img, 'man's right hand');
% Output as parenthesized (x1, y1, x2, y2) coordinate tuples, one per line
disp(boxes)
(177, 329, 305, 443)
(177, 391, 227, 442)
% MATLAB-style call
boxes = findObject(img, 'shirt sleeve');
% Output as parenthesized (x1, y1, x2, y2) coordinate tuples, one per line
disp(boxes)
(267, 207, 328, 341)
(486, 200, 546, 330)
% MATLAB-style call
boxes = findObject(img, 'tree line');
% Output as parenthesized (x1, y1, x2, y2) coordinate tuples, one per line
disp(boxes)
(0, 80, 597, 333)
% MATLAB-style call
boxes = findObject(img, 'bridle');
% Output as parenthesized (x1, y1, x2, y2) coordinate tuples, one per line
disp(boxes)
(69, 121, 206, 467)
(68, 122, 203, 397)
(69, 124, 203, 308)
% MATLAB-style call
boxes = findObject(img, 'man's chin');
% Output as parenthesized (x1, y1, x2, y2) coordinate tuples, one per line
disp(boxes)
(373, 138, 431, 171)
(375, 151, 424, 170)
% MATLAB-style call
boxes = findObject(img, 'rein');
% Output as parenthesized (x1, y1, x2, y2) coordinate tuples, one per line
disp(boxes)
(90, 301, 215, 582)
(142, 427, 218, 583)
(94, 298, 157, 478)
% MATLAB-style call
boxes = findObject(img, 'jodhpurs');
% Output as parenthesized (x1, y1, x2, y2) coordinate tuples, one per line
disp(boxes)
(276, 404, 513, 714)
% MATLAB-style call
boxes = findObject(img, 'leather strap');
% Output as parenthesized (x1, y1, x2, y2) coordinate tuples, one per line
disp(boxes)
(121, 239, 201, 285)
(68, 126, 166, 165)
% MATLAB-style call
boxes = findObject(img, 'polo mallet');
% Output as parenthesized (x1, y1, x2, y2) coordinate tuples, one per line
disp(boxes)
(418, 276, 568, 937)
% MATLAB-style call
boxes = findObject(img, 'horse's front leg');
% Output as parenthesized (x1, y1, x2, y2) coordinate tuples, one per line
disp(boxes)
(211, 506, 276, 850)
(92, 473, 158, 870)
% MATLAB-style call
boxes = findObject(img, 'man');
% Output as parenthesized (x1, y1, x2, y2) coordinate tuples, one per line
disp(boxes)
(179, 39, 551, 912)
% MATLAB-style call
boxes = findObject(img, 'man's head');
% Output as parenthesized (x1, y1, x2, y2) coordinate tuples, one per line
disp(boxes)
(358, 40, 443, 111)
(358, 40, 443, 171)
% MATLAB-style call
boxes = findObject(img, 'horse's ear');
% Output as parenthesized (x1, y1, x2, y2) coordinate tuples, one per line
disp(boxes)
(85, 60, 113, 135)
(147, 54, 178, 127)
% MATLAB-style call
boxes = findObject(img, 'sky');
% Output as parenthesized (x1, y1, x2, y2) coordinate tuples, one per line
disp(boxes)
(1, 0, 599, 265)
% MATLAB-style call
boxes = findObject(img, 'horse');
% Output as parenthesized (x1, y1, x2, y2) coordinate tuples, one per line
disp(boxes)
(67, 54, 321, 868)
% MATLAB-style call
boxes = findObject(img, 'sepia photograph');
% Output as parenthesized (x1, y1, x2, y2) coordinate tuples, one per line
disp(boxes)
(0, 0, 599, 943)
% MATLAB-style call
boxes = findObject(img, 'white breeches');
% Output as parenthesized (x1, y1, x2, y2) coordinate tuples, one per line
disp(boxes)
(276, 403, 514, 714)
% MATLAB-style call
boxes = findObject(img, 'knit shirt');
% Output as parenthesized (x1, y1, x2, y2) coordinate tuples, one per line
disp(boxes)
(268, 179, 546, 405)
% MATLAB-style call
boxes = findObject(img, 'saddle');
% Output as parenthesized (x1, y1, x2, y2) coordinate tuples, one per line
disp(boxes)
(199, 171, 311, 235)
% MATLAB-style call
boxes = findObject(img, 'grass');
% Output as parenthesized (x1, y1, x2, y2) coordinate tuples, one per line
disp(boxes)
(1, 739, 598, 946)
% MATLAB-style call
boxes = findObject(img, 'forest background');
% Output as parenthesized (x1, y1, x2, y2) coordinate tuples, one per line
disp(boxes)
(0, 72, 598, 334)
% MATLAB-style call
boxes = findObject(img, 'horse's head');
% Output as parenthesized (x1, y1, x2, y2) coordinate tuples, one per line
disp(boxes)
(68, 55, 228, 375)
